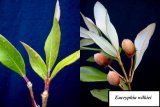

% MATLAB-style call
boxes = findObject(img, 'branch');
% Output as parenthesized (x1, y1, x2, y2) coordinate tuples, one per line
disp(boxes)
(23, 75, 39, 107)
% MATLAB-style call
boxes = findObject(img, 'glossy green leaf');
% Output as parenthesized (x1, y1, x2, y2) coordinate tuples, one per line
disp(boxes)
(50, 50, 80, 80)
(21, 42, 47, 80)
(87, 31, 117, 57)
(94, 1, 119, 50)
(80, 66, 107, 82)
(133, 23, 156, 72)
(80, 38, 94, 47)
(44, 18, 61, 71)
(90, 89, 109, 102)
(80, 47, 101, 51)
(86, 56, 95, 62)
(0, 34, 25, 77)
(0, 35, 26, 77)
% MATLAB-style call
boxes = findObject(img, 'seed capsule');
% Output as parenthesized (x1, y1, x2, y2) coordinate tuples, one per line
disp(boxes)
(122, 39, 136, 57)
(107, 71, 120, 86)
(94, 53, 110, 67)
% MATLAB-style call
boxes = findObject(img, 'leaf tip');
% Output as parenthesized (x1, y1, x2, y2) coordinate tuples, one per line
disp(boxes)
(55, 0, 60, 21)
(20, 41, 27, 47)
(95, 1, 101, 6)
(20, 41, 24, 44)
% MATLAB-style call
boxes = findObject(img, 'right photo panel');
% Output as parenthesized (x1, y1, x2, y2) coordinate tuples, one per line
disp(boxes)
(80, 0, 160, 107)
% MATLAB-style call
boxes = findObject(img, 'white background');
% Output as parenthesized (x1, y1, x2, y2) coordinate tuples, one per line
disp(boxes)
(109, 91, 159, 106)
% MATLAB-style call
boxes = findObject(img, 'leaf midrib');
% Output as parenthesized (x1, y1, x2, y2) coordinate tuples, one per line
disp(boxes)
(7, 52, 24, 76)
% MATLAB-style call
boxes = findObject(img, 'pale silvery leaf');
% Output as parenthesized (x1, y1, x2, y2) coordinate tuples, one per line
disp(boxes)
(54, 0, 60, 21)
(80, 38, 94, 47)
(86, 17, 95, 24)
(94, 1, 109, 36)
(94, 1, 119, 50)
(87, 31, 117, 57)
(80, 12, 99, 34)
(80, 27, 90, 38)
(106, 22, 119, 50)
(134, 23, 156, 71)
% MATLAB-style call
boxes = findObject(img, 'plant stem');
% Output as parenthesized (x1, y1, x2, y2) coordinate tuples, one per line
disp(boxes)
(117, 56, 129, 82)
(119, 84, 124, 90)
(23, 75, 38, 107)
(42, 78, 50, 107)
(128, 83, 131, 90)
(127, 57, 134, 90)
(117, 55, 132, 90)
(129, 57, 133, 81)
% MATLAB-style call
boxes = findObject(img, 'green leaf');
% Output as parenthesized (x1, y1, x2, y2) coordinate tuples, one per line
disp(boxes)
(87, 31, 117, 57)
(86, 56, 95, 62)
(94, 2, 119, 50)
(50, 50, 80, 80)
(0, 34, 25, 77)
(80, 38, 94, 47)
(119, 47, 122, 53)
(134, 23, 156, 71)
(90, 89, 109, 102)
(21, 42, 47, 80)
(80, 66, 107, 82)
(44, 18, 61, 71)
(80, 47, 101, 51)
(120, 80, 129, 90)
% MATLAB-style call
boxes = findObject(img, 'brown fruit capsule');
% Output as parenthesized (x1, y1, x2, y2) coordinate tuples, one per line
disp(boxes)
(107, 71, 120, 86)
(94, 53, 110, 67)
(122, 39, 136, 57)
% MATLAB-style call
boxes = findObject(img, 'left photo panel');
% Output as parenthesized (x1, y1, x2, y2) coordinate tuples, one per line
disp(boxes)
(0, 0, 80, 107)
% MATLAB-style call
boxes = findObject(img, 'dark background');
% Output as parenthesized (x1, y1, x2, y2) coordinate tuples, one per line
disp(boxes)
(0, 0, 79, 107)
(80, 0, 160, 107)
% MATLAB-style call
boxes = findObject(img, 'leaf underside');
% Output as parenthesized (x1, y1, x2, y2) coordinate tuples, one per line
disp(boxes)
(133, 23, 156, 72)
(94, 1, 119, 50)
(80, 38, 94, 47)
